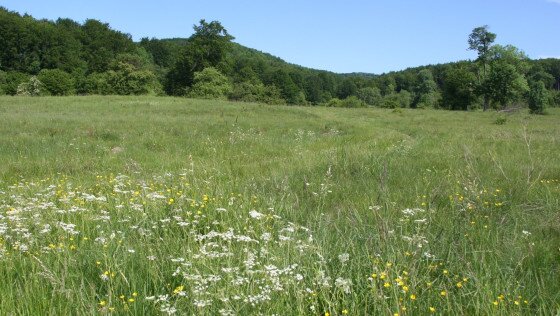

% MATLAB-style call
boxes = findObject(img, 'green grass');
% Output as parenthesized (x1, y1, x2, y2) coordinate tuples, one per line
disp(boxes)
(0, 96, 559, 315)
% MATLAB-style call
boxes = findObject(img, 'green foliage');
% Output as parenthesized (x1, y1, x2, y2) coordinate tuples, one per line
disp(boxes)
(414, 69, 439, 108)
(37, 69, 75, 96)
(0, 70, 6, 95)
(528, 81, 548, 114)
(442, 67, 478, 110)
(2, 71, 29, 95)
(84, 73, 113, 95)
(229, 82, 285, 104)
(187, 67, 232, 99)
(468, 25, 496, 63)
(356, 87, 381, 106)
(494, 116, 507, 125)
(16, 76, 43, 96)
(324, 96, 365, 108)
(166, 20, 234, 95)
(485, 61, 528, 109)
(381, 90, 412, 108)
(105, 53, 161, 95)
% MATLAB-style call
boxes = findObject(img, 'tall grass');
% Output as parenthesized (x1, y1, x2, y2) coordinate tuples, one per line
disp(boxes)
(0, 96, 559, 315)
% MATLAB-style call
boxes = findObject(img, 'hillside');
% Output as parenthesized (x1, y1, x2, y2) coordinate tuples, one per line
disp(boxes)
(1, 6, 559, 110)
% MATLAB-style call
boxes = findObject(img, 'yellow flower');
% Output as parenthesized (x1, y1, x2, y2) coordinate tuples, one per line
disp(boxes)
(410, 294, 416, 300)
(443, 270, 449, 275)
(492, 301, 499, 306)
(342, 309, 348, 315)
(456, 282, 463, 288)
(132, 292, 138, 297)
(514, 301, 520, 306)
(371, 273, 377, 279)
(383, 282, 391, 288)
(128, 298, 135, 303)
(440, 290, 447, 297)
(429, 307, 436, 313)
(173, 285, 184, 295)
(99, 300, 107, 307)
(325, 312, 330, 316)
(402, 285, 409, 292)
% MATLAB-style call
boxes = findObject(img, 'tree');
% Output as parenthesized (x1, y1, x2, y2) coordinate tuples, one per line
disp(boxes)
(16, 76, 43, 96)
(37, 69, 75, 95)
(356, 87, 381, 106)
(468, 25, 496, 111)
(187, 67, 232, 99)
(441, 67, 478, 110)
(414, 69, 440, 108)
(528, 81, 548, 114)
(484, 61, 528, 108)
(166, 20, 234, 95)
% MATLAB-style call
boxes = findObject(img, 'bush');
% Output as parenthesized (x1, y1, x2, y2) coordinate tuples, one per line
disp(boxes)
(16, 76, 43, 96)
(415, 91, 441, 108)
(37, 69, 75, 95)
(381, 90, 412, 108)
(229, 82, 285, 104)
(3, 72, 30, 95)
(356, 87, 382, 106)
(187, 67, 232, 100)
(0, 70, 6, 95)
(528, 81, 548, 114)
(84, 73, 114, 95)
(549, 90, 560, 107)
(324, 96, 365, 108)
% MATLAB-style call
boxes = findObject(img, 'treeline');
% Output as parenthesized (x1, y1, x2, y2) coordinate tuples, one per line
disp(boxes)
(1, 7, 559, 111)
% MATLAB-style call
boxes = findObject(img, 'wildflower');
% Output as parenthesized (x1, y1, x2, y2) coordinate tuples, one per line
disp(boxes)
(325, 312, 330, 316)
(443, 270, 448, 275)
(492, 301, 499, 306)
(514, 301, 520, 306)
(429, 307, 436, 313)
(384, 282, 391, 288)
(99, 300, 107, 307)
(128, 298, 135, 303)
(371, 273, 377, 279)
(342, 309, 348, 315)
(440, 290, 447, 297)
(402, 285, 409, 292)
(410, 294, 416, 300)
(456, 282, 463, 288)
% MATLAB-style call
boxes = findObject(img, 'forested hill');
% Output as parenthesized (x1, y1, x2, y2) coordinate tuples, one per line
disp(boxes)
(1, 6, 559, 111)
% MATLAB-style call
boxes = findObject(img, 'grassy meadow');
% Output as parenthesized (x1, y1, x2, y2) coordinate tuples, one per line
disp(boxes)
(0, 96, 559, 315)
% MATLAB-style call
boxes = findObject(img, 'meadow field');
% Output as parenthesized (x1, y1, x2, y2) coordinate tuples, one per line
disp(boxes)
(0, 96, 559, 315)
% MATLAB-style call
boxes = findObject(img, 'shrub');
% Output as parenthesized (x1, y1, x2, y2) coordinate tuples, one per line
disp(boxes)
(356, 87, 382, 106)
(187, 67, 232, 100)
(37, 69, 75, 96)
(381, 90, 412, 108)
(3, 72, 29, 95)
(324, 96, 365, 108)
(229, 82, 285, 104)
(0, 70, 6, 95)
(84, 73, 114, 95)
(528, 81, 548, 114)
(16, 76, 43, 96)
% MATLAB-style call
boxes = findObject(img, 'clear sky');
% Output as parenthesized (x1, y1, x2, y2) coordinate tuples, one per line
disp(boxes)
(2, 0, 559, 74)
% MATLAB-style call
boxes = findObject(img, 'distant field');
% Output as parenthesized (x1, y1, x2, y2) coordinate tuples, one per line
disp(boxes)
(0, 96, 559, 315)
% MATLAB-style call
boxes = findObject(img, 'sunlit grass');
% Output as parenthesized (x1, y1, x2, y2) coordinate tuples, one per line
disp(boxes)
(0, 96, 559, 315)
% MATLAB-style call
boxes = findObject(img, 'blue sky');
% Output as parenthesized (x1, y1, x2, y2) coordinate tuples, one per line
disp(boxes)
(2, 0, 559, 73)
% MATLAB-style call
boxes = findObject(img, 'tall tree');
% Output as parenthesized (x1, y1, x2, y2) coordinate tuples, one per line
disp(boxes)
(166, 20, 234, 95)
(468, 25, 496, 111)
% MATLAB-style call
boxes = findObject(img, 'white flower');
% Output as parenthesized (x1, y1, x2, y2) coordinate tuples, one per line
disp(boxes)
(249, 210, 264, 219)
(338, 253, 350, 264)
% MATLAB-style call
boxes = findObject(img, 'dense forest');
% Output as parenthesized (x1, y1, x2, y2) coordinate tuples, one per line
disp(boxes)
(1, 7, 559, 111)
